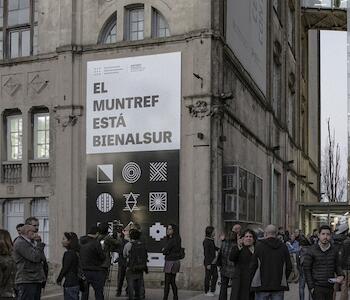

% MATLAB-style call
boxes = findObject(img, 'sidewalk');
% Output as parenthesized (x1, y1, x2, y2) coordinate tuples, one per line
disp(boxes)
(42, 283, 319, 300)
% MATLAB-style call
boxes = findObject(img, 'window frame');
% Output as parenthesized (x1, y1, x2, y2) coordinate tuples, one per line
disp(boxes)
(99, 12, 117, 44)
(33, 112, 50, 160)
(6, 114, 23, 161)
(151, 8, 170, 38)
(125, 5, 144, 41)
(0, 0, 37, 59)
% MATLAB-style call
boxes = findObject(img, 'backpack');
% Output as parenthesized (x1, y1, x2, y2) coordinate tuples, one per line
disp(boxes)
(128, 241, 148, 273)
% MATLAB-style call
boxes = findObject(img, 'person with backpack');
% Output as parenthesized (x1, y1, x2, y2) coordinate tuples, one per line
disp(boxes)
(123, 228, 148, 300)
(162, 224, 182, 300)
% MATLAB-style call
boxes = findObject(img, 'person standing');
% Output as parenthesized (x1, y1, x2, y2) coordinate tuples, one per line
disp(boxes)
(123, 228, 148, 300)
(80, 226, 106, 300)
(229, 229, 256, 300)
(250, 225, 292, 300)
(115, 230, 128, 297)
(218, 231, 236, 300)
(309, 229, 319, 245)
(340, 230, 350, 300)
(162, 224, 182, 300)
(13, 224, 47, 300)
(0, 229, 16, 299)
(56, 232, 80, 300)
(303, 225, 344, 300)
(203, 226, 219, 296)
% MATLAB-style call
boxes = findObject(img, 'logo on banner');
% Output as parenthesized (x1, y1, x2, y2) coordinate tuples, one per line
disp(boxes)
(122, 162, 141, 183)
(123, 192, 140, 212)
(149, 222, 167, 241)
(97, 164, 113, 183)
(149, 192, 167, 212)
(150, 162, 167, 181)
(96, 193, 114, 213)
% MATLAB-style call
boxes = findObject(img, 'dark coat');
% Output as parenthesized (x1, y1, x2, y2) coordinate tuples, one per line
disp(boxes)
(0, 254, 16, 298)
(303, 242, 344, 289)
(56, 249, 79, 287)
(250, 238, 292, 292)
(162, 236, 181, 261)
(219, 240, 236, 278)
(80, 235, 106, 271)
(229, 245, 254, 300)
(203, 237, 218, 266)
(342, 237, 350, 270)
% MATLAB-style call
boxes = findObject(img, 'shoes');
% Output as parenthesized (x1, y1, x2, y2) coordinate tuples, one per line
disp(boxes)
(205, 292, 215, 297)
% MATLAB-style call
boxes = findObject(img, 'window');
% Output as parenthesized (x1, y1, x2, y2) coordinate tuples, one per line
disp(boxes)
(273, 60, 282, 119)
(288, 182, 295, 229)
(272, 171, 281, 225)
(31, 198, 49, 258)
(4, 199, 24, 240)
(126, 6, 144, 41)
(99, 12, 117, 44)
(0, 0, 38, 59)
(152, 9, 170, 38)
(7, 115, 22, 161)
(223, 166, 263, 223)
(33, 113, 49, 159)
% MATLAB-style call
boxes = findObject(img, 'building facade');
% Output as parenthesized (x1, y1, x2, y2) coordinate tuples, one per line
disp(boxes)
(0, 0, 320, 288)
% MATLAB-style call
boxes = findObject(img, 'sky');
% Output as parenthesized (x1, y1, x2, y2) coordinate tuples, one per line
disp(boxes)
(320, 30, 347, 200)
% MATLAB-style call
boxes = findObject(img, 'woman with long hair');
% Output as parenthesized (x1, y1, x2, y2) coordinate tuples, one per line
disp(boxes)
(162, 224, 182, 300)
(56, 232, 80, 300)
(229, 228, 256, 300)
(0, 229, 16, 299)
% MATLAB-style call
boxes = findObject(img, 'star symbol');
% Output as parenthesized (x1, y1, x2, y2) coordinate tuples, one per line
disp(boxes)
(123, 192, 140, 212)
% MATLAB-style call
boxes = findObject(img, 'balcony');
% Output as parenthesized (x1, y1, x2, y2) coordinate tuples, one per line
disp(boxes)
(302, 0, 348, 9)
(302, 0, 347, 30)
(29, 160, 50, 182)
(2, 161, 22, 183)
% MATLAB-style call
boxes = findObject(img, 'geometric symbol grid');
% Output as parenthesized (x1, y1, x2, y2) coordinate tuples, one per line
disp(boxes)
(149, 192, 167, 212)
(150, 162, 167, 181)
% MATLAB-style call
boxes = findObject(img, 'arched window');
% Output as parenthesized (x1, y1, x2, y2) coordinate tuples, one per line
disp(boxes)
(152, 8, 170, 38)
(99, 12, 117, 44)
(125, 5, 144, 41)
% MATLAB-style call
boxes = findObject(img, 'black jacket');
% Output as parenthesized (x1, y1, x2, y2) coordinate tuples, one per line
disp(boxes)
(80, 235, 106, 271)
(57, 249, 79, 287)
(342, 237, 350, 270)
(303, 242, 344, 289)
(250, 237, 292, 292)
(0, 254, 16, 298)
(162, 236, 181, 261)
(203, 237, 219, 266)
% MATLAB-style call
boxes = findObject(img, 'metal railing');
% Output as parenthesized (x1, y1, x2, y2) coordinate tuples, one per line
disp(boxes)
(2, 162, 22, 183)
(302, 0, 348, 9)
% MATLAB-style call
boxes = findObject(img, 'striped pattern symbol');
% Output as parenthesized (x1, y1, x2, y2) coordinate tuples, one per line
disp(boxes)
(149, 192, 167, 211)
(150, 162, 167, 181)
(96, 193, 114, 213)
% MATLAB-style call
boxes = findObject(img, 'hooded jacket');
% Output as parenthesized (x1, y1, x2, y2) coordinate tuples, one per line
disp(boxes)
(250, 237, 292, 292)
(79, 235, 106, 271)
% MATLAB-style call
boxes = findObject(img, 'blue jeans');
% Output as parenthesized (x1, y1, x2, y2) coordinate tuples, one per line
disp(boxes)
(17, 283, 42, 300)
(255, 291, 284, 300)
(81, 270, 106, 300)
(64, 286, 80, 300)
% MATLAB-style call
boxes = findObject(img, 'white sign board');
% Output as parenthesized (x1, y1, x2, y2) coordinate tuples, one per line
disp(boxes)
(86, 52, 181, 154)
(226, 0, 267, 95)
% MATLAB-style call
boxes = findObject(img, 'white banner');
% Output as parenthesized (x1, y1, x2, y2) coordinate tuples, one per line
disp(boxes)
(226, 0, 267, 95)
(86, 52, 181, 154)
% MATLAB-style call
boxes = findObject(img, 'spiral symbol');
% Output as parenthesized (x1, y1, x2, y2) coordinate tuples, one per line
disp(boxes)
(122, 162, 141, 183)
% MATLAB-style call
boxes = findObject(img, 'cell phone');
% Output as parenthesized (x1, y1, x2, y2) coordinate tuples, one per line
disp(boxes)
(328, 278, 336, 283)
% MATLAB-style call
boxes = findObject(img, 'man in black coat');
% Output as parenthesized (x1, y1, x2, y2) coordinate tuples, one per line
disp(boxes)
(303, 224, 344, 300)
(250, 224, 292, 300)
(80, 226, 106, 300)
(203, 226, 219, 296)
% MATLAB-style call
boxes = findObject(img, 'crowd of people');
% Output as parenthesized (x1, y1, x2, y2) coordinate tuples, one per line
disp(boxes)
(1, 218, 350, 300)
(0, 219, 184, 300)
(202, 223, 350, 300)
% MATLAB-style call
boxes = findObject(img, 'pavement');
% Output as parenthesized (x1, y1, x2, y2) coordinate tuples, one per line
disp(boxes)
(41, 283, 321, 300)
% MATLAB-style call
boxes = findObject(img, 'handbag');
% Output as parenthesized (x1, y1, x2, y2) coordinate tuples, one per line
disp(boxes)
(178, 247, 185, 260)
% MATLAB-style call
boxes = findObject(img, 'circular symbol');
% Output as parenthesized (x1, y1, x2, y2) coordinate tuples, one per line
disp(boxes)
(122, 162, 141, 183)
(96, 193, 114, 213)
